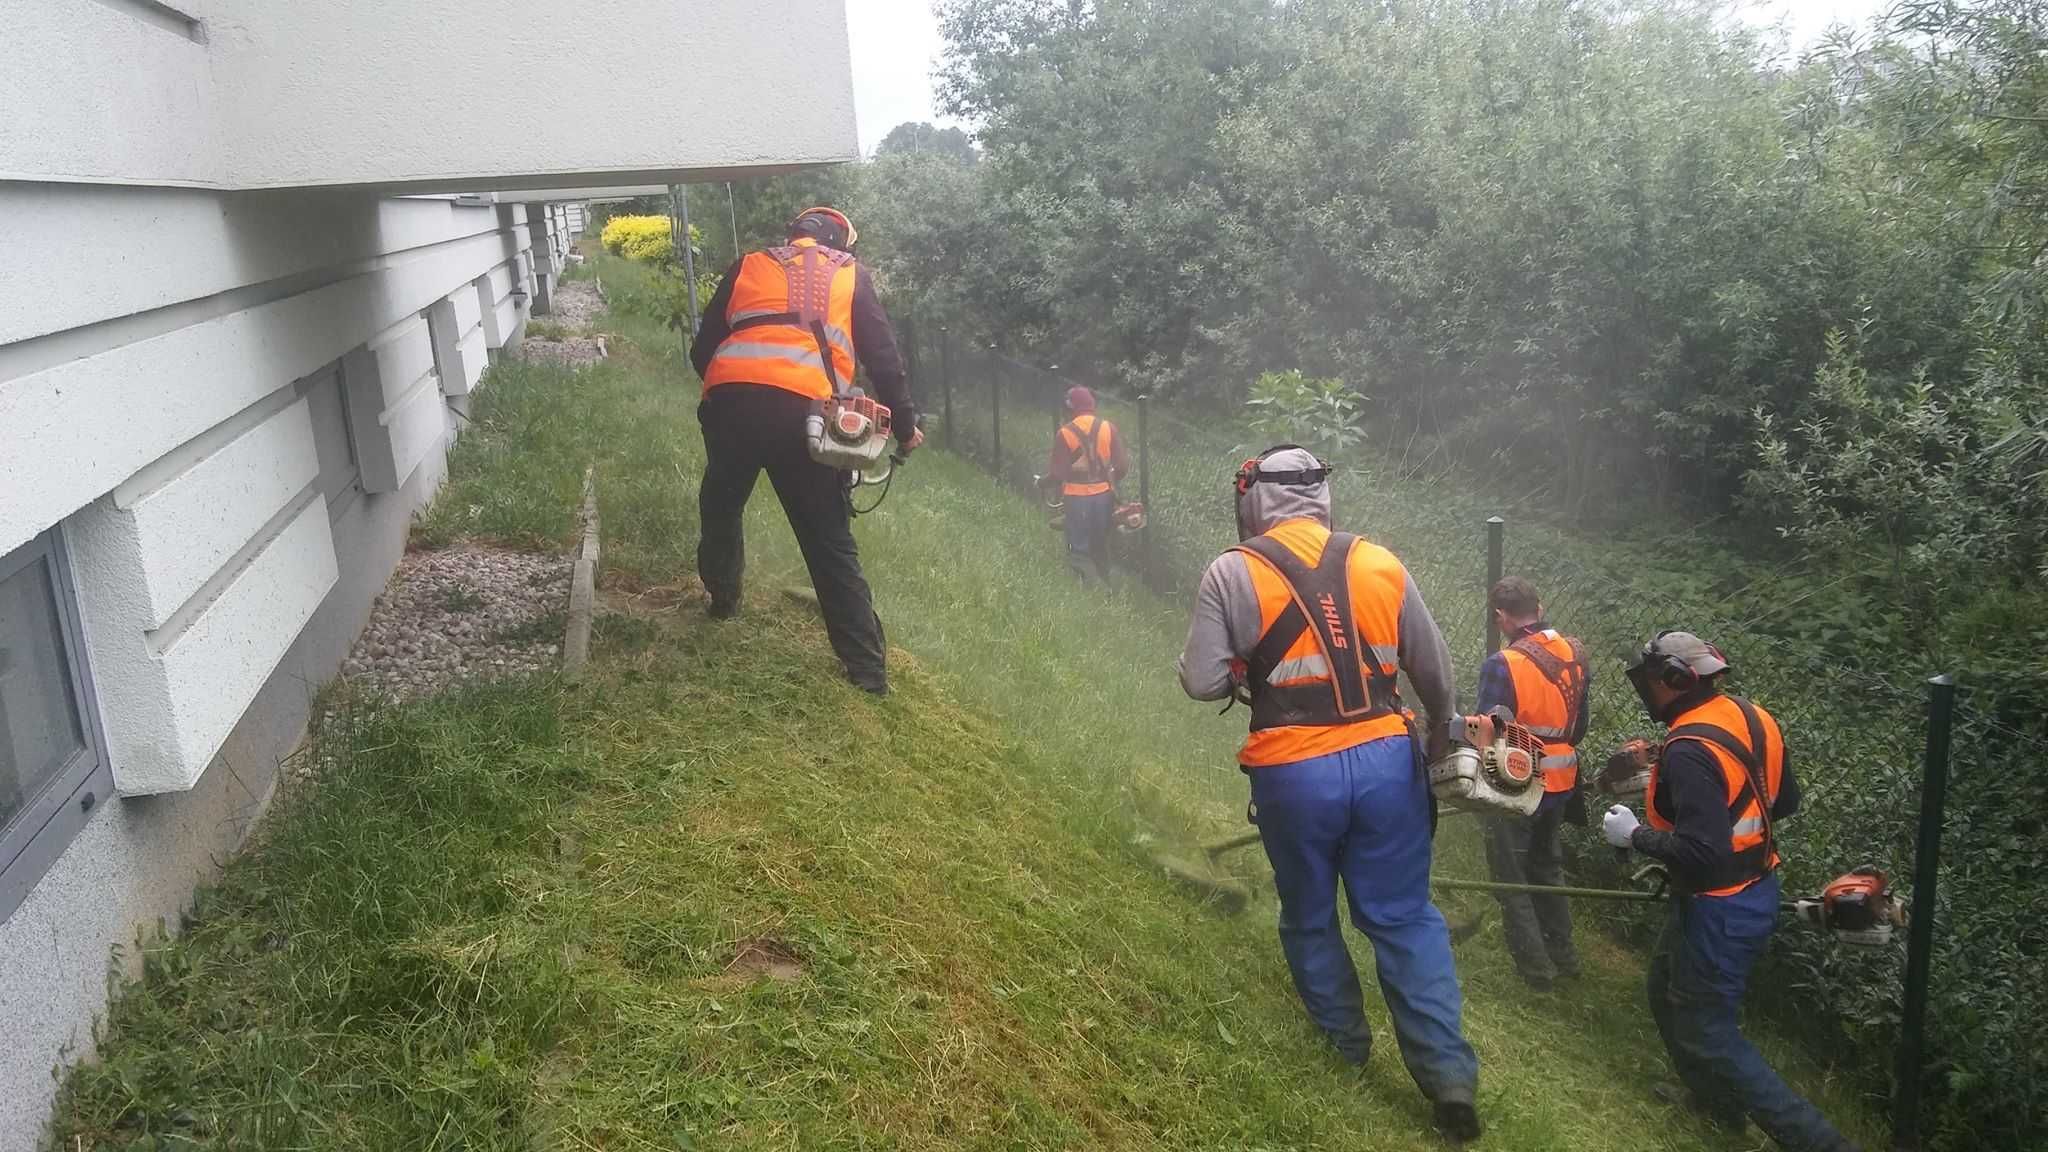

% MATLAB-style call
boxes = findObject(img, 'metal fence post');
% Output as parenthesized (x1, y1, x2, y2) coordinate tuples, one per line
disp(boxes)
(901, 312, 919, 395)
(939, 327, 955, 453)
(1893, 674, 1955, 1151)
(990, 347, 1004, 482)
(1485, 516, 1505, 657)
(1138, 394, 1153, 590)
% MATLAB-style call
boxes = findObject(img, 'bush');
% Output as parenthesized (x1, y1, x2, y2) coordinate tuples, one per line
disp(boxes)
(599, 215, 676, 264)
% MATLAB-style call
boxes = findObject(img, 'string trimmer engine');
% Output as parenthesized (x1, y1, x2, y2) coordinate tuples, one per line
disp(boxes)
(1428, 708, 1547, 817)
(1787, 867, 1903, 948)
(1601, 737, 1658, 800)
(805, 392, 894, 472)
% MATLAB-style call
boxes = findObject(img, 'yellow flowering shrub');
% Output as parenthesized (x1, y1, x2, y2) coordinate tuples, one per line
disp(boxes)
(600, 215, 674, 263)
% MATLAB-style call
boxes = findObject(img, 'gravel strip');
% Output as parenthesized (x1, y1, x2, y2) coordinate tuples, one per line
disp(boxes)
(338, 545, 570, 704)
(550, 277, 604, 330)
(520, 335, 607, 369)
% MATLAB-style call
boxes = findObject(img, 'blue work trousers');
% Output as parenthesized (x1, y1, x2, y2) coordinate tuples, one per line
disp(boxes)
(1063, 490, 1113, 581)
(1249, 735, 1480, 1104)
(1647, 874, 1859, 1152)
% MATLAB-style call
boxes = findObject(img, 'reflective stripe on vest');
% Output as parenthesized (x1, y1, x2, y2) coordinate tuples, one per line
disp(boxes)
(1503, 628, 1588, 793)
(1647, 694, 1786, 897)
(703, 240, 858, 399)
(1059, 414, 1117, 496)
(1232, 520, 1410, 767)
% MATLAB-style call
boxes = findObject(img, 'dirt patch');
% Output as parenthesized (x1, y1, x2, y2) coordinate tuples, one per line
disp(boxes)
(337, 544, 570, 704)
(728, 937, 805, 984)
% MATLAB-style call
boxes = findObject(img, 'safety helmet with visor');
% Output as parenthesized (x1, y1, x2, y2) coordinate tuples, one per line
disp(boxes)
(1625, 629, 1730, 722)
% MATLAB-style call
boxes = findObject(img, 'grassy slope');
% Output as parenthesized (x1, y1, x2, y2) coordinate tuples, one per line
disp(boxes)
(49, 253, 1882, 1151)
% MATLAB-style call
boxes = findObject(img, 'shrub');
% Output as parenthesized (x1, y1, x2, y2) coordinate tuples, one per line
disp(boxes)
(600, 215, 682, 264)
(1240, 370, 1367, 462)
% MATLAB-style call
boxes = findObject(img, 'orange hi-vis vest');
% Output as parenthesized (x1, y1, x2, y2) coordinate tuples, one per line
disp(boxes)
(1503, 628, 1588, 793)
(1057, 413, 1117, 496)
(702, 238, 858, 400)
(1232, 519, 1410, 768)
(1648, 694, 1786, 897)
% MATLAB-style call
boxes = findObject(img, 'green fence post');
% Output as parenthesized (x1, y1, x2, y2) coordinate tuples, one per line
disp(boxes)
(1138, 394, 1154, 592)
(991, 346, 1003, 482)
(1893, 674, 1955, 1150)
(940, 327, 955, 453)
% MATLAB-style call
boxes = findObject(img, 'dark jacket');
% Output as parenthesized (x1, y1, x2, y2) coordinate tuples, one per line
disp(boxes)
(1630, 687, 1803, 895)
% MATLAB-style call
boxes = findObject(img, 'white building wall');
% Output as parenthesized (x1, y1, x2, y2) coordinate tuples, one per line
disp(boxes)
(0, 0, 858, 193)
(1, 5, 858, 1147)
(0, 183, 562, 1149)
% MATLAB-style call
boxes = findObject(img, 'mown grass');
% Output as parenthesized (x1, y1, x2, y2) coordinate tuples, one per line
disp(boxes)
(48, 254, 1886, 1150)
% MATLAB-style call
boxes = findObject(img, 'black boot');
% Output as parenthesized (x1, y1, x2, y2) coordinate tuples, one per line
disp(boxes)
(1432, 1100, 1483, 1145)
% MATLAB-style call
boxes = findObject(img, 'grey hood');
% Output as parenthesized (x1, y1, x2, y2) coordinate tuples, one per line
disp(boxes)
(1237, 446, 1332, 539)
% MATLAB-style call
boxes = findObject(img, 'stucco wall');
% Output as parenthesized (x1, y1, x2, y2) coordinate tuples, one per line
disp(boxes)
(0, 183, 560, 1148)
(0, 0, 858, 192)
(0, 444, 447, 1152)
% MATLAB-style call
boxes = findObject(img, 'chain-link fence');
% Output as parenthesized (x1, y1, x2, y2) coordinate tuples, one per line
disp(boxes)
(900, 306, 2048, 1150)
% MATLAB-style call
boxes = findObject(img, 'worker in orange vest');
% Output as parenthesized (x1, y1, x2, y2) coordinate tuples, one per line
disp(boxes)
(1177, 446, 1481, 1145)
(1602, 631, 1861, 1152)
(690, 207, 922, 694)
(1042, 387, 1128, 580)
(1476, 576, 1590, 989)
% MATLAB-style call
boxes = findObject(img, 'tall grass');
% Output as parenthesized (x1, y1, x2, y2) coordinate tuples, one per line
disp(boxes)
(48, 271, 1887, 1150)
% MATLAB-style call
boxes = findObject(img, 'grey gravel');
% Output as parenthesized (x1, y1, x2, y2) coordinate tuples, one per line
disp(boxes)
(520, 335, 607, 369)
(338, 545, 570, 704)
(549, 277, 605, 330)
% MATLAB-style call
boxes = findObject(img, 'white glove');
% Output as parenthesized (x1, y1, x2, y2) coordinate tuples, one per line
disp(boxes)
(1602, 804, 1641, 849)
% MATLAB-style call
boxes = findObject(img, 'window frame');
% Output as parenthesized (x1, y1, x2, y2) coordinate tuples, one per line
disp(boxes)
(0, 526, 114, 923)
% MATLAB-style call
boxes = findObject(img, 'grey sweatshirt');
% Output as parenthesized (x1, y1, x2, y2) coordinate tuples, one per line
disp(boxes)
(1176, 447, 1457, 733)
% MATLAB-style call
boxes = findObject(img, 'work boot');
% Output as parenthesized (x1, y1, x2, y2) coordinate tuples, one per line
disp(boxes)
(847, 669, 888, 696)
(1431, 1100, 1483, 1145)
(1653, 1082, 1746, 1134)
(707, 596, 740, 620)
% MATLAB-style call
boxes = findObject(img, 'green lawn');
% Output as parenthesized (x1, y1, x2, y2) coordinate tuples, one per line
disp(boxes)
(48, 256, 1886, 1150)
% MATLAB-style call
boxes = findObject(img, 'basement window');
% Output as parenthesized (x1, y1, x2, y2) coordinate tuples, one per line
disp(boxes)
(0, 528, 112, 923)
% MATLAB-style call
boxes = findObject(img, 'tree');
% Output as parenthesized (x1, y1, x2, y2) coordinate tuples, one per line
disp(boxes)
(875, 121, 979, 164)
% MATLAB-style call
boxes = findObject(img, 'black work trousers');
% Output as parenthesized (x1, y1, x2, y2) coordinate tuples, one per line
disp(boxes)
(1482, 795, 1579, 984)
(696, 385, 887, 689)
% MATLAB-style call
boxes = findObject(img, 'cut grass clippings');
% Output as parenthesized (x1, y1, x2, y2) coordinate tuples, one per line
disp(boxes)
(48, 250, 1888, 1151)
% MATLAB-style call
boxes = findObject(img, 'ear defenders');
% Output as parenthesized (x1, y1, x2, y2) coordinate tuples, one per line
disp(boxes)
(1233, 444, 1333, 495)
(1630, 630, 1706, 693)
(792, 206, 858, 249)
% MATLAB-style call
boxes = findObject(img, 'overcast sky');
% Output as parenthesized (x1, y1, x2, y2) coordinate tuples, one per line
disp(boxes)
(843, 0, 1897, 155)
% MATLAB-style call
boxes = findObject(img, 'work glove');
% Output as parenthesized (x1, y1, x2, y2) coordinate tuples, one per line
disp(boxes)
(1601, 804, 1640, 849)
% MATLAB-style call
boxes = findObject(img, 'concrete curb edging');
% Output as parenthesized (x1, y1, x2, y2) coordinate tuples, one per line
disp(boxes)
(563, 466, 599, 676)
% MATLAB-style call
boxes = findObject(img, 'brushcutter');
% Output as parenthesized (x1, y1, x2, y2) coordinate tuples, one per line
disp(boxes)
(1427, 708, 1549, 818)
(1159, 823, 1901, 948)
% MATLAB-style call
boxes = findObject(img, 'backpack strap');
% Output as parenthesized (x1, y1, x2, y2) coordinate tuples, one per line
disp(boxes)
(736, 244, 855, 396)
(1231, 533, 1396, 720)
(1508, 632, 1589, 742)
(1062, 417, 1114, 489)
(1666, 696, 1777, 864)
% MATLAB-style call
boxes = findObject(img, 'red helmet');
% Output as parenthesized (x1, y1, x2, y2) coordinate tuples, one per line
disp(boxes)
(791, 206, 858, 250)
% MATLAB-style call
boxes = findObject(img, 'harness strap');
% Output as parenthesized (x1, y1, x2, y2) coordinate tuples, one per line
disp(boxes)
(757, 244, 856, 397)
(1666, 696, 1777, 870)
(1509, 633, 1589, 743)
(1062, 418, 1114, 488)
(1232, 533, 1397, 721)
